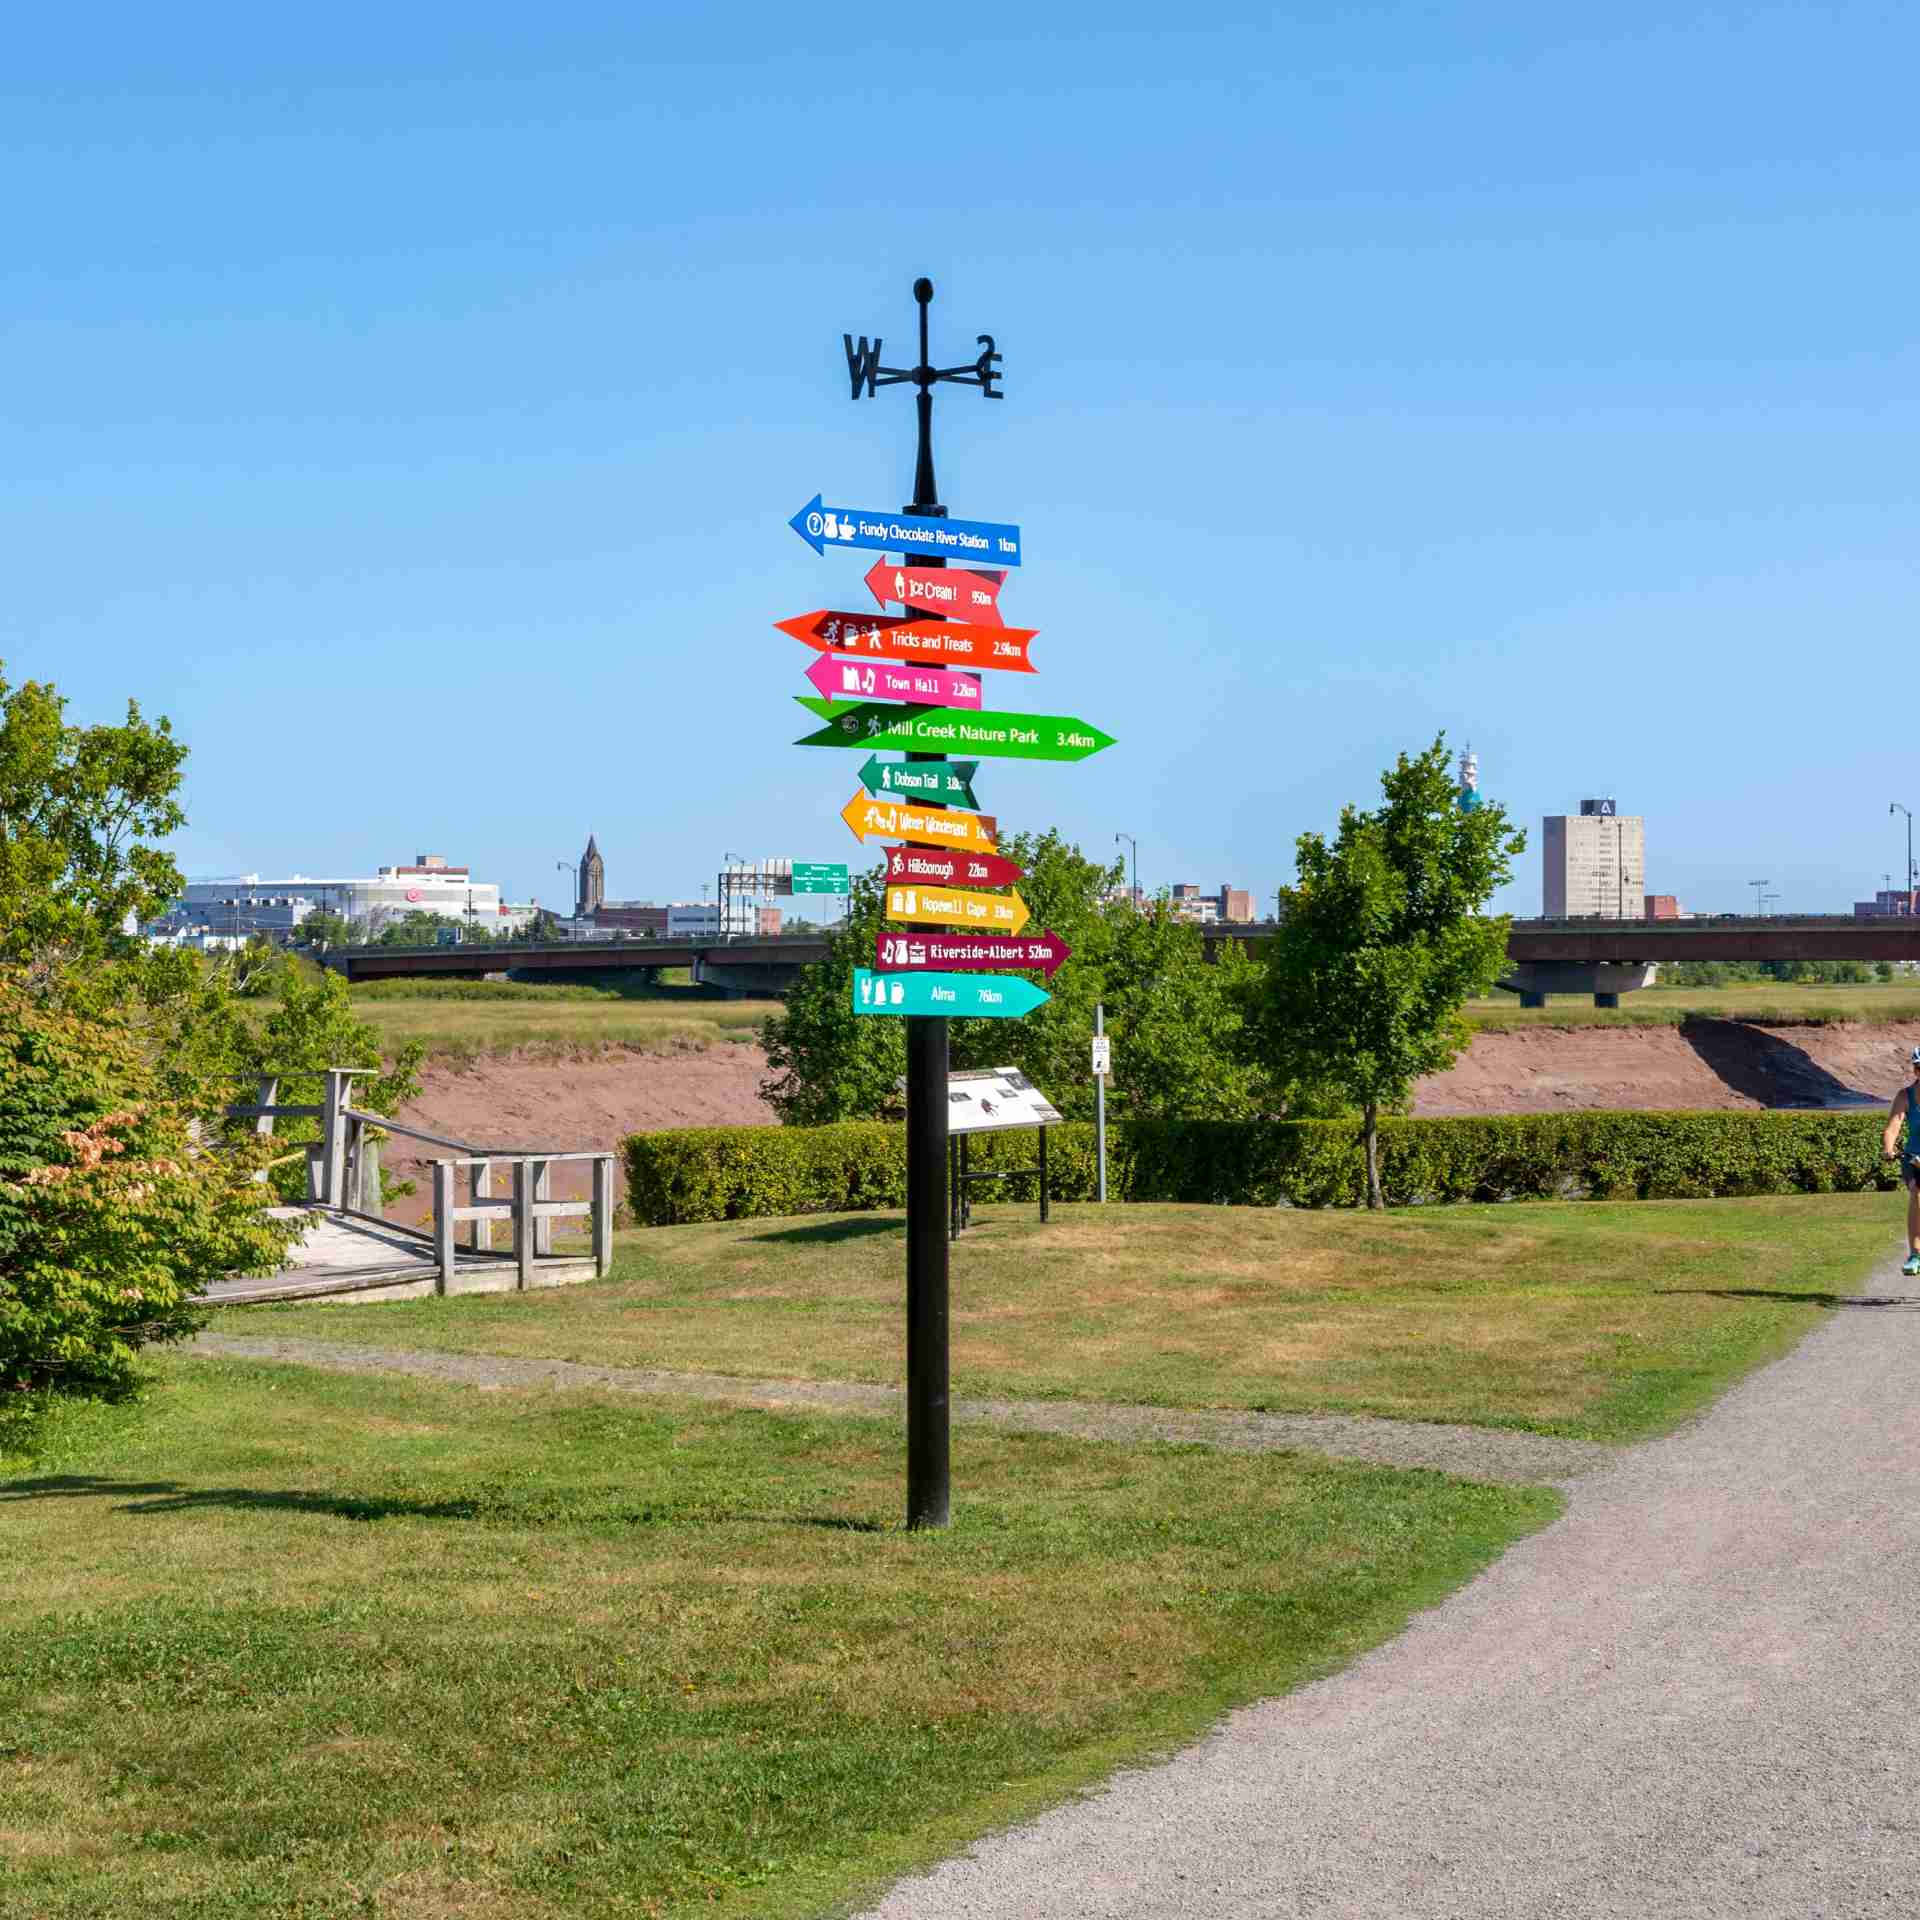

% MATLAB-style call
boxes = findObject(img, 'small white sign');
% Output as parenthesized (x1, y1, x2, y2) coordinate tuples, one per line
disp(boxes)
(1090, 1035, 1112, 1076)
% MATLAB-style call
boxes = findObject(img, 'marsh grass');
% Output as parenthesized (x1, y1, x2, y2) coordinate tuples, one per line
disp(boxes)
(250, 1196, 1899, 1442)
(0, 1359, 1554, 1918)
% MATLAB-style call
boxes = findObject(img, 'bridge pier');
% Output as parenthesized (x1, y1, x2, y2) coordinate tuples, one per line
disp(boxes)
(1499, 961, 1658, 1009)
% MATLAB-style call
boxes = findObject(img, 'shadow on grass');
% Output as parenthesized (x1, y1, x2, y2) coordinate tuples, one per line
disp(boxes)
(745, 1217, 901, 1247)
(1656, 1289, 1920, 1309)
(2, 1475, 900, 1535)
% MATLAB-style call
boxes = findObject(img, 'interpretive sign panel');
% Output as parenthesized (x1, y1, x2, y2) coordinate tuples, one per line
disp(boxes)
(946, 1066, 1063, 1134)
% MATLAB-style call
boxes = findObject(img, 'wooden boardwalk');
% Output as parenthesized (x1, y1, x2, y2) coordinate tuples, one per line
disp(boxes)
(202, 1209, 595, 1307)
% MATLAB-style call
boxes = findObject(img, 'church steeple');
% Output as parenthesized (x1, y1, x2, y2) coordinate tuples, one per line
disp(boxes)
(578, 835, 605, 916)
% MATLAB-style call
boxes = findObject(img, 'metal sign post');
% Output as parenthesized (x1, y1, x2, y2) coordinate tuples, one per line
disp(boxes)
(1094, 1004, 1109, 1203)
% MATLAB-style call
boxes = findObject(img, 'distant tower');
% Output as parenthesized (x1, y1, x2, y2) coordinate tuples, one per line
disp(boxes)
(1456, 744, 1484, 813)
(578, 835, 605, 917)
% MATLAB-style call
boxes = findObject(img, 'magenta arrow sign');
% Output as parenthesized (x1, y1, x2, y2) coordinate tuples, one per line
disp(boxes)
(884, 845, 1026, 890)
(804, 653, 983, 709)
(874, 928, 1071, 982)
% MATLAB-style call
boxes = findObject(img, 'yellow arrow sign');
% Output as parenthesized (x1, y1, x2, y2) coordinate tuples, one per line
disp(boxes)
(840, 792, 999, 854)
(885, 882, 1031, 937)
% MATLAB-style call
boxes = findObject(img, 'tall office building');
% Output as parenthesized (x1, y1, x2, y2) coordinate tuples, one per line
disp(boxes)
(1542, 800, 1646, 918)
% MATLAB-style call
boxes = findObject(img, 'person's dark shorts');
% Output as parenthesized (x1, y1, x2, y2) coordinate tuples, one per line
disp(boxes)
(1903, 1158, 1920, 1192)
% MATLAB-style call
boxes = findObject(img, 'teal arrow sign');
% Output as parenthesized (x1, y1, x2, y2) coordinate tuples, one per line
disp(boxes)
(852, 968, 1050, 1020)
(858, 755, 982, 809)
(796, 699, 1116, 765)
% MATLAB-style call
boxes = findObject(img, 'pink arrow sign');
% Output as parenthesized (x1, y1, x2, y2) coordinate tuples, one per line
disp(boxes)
(804, 653, 982, 709)
(874, 928, 1071, 981)
(884, 845, 1026, 890)
(863, 558, 1006, 626)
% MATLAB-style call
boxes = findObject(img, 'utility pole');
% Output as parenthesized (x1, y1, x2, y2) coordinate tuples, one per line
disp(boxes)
(1750, 879, 1769, 917)
(846, 277, 1003, 1531)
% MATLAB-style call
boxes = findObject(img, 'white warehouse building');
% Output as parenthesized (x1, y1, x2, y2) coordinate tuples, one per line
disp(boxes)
(175, 854, 534, 939)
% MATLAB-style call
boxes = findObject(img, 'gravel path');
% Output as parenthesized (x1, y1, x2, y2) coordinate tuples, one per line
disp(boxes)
(860, 1258, 1920, 1918)
(186, 1334, 1609, 1487)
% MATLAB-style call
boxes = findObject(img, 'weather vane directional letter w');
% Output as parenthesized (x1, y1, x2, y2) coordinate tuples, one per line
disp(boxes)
(844, 334, 883, 399)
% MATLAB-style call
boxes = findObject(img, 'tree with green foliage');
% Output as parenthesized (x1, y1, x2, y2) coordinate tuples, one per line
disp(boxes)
(0, 978, 296, 1396)
(0, 666, 188, 969)
(1251, 737, 1524, 1208)
(762, 830, 1276, 1126)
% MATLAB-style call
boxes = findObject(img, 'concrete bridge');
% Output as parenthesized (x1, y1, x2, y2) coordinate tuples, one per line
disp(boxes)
(323, 914, 1916, 1005)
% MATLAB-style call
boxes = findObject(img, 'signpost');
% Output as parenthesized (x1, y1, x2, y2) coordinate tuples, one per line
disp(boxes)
(789, 278, 1109, 1531)
(777, 609, 1036, 672)
(885, 882, 1030, 936)
(791, 863, 850, 896)
(863, 559, 1007, 624)
(795, 698, 1116, 764)
(804, 653, 985, 709)
(839, 794, 998, 853)
(788, 494, 1022, 567)
(852, 968, 1049, 1019)
(858, 755, 981, 808)
(876, 929, 1070, 980)
(883, 846, 1024, 890)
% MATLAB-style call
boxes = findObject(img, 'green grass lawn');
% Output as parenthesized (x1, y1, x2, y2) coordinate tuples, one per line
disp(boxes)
(1465, 980, 1920, 1029)
(248, 1196, 1901, 1442)
(0, 1358, 1555, 1919)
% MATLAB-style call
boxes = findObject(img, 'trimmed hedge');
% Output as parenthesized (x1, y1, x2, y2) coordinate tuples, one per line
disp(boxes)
(623, 1110, 1897, 1226)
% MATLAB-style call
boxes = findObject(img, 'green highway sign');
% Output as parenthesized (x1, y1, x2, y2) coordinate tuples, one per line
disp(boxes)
(796, 698, 1116, 764)
(858, 754, 982, 809)
(791, 862, 850, 895)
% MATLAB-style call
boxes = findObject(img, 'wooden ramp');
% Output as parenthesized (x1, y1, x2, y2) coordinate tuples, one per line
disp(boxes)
(203, 1209, 596, 1308)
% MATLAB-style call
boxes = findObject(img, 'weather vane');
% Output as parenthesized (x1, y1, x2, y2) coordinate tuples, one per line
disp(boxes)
(842, 278, 1002, 512)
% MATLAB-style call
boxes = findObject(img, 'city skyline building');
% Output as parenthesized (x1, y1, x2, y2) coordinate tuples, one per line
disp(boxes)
(1542, 801, 1647, 919)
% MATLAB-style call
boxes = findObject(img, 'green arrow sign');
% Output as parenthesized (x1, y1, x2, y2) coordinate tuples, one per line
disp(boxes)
(796, 698, 1116, 765)
(858, 755, 982, 809)
(791, 863, 850, 895)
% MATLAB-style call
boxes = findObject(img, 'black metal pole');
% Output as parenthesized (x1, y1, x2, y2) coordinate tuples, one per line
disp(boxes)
(903, 275, 951, 1532)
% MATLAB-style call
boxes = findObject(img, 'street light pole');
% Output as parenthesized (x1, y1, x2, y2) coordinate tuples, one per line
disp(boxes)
(1115, 832, 1138, 908)
(1750, 879, 1769, 918)
(1894, 804, 1914, 910)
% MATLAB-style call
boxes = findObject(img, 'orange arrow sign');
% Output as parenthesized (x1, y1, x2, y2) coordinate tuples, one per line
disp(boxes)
(886, 882, 1031, 938)
(840, 793, 999, 854)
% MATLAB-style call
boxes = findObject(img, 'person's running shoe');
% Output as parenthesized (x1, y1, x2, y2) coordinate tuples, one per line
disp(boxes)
(1902, 1254, 1920, 1278)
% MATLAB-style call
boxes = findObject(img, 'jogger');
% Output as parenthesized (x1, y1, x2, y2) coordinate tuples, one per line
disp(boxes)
(1878, 1048, 1920, 1276)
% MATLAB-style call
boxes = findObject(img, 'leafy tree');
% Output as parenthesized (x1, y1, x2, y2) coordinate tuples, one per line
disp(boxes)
(762, 830, 1278, 1127)
(0, 666, 188, 968)
(297, 909, 354, 954)
(1251, 737, 1524, 1208)
(0, 979, 296, 1396)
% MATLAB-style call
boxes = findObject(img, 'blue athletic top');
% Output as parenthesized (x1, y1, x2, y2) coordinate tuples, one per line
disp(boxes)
(1902, 1083, 1920, 1160)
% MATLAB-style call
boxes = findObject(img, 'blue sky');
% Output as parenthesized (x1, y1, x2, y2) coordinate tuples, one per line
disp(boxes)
(7, 3, 1917, 919)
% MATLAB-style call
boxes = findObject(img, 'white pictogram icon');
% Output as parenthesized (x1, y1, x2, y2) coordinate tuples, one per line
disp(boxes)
(806, 511, 824, 538)
(889, 981, 904, 1005)
(821, 512, 840, 538)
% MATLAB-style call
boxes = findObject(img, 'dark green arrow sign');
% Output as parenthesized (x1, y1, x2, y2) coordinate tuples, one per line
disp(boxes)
(858, 755, 982, 809)
(796, 699, 1116, 764)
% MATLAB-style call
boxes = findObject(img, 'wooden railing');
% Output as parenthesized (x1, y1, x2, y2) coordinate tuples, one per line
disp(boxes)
(227, 1067, 615, 1292)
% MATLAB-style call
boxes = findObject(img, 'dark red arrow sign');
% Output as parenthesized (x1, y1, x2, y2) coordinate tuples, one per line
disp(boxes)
(884, 845, 1026, 890)
(863, 559, 1006, 626)
(873, 928, 1071, 982)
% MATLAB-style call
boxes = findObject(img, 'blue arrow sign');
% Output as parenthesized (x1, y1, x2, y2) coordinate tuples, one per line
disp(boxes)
(852, 968, 1049, 1020)
(788, 495, 1023, 568)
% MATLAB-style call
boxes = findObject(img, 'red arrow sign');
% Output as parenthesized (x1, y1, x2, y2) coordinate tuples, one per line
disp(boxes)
(863, 559, 1006, 625)
(775, 609, 1036, 673)
(884, 845, 1026, 890)
(874, 928, 1071, 982)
